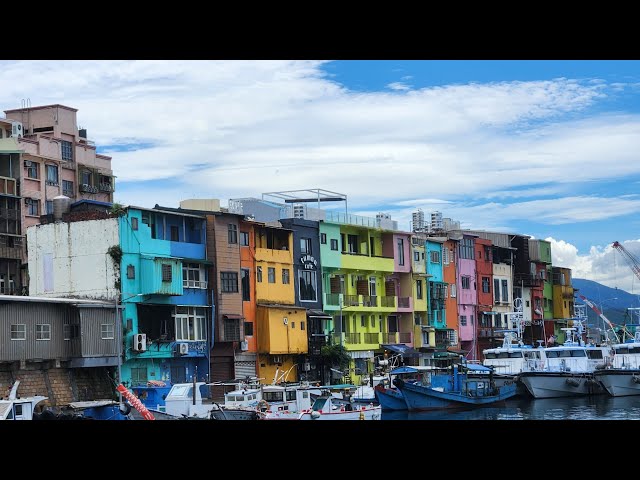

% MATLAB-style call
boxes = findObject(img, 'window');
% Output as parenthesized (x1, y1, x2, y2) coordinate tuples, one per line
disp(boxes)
(414, 251, 420, 262)
(46, 165, 59, 185)
(369, 276, 377, 296)
(320, 233, 327, 244)
(347, 234, 358, 254)
(430, 250, 440, 263)
(46, 200, 53, 214)
(459, 237, 474, 259)
(228, 224, 238, 244)
(450, 284, 457, 298)
(170, 225, 179, 242)
(63, 324, 80, 340)
(501, 279, 509, 304)
(370, 237, 375, 256)
(414, 314, 422, 325)
(36, 324, 51, 340)
(161, 264, 172, 282)
(416, 280, 423, 299)
(460, 315, 467, 326)
(183, 263, 205, 288)
(301, 321, 305, 331)
(127, 264, 135, 279)
(482, 277, 490, 293)
(256, 266, 263, 283)
(291, 322, 295, 329)
(361, 315, 366, 327)
(101, 323, 114, 339)
(131, 367, 148, 386)
(26, 161, 38, 179)
(539, 269, 546, 280)
(131, 217, 138, 230)
(61, 140, 73, 161)
(241, 269, 250, 301)
(174, 306, 207, 341)
(268, 267, 276, 283)
(240, 231, 249, 246)
(282, 268, 290, 284)
(442, 248, 449, 265)
(447, 330, 458, 346)
(299, 270, 318, 301)
(494, 278, 501, 303)
(223, 317, 240, 342)
(244, 322, 254, 336)
(461, 276, 470, 289)
(397, 238, 405, 265)
(221, 272, 239, 293)
(11, 324, 26, 340)
(81, 170, 92, 186)
(25, 198, 38, 216)
(330, 239, 338, 251)
(300, 237, 312, 255)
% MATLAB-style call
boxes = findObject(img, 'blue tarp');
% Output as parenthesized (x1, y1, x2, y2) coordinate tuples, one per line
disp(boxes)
(464, 363, 492, 372)
(381, 344, 421, 357)
(389, 366, 421, 375)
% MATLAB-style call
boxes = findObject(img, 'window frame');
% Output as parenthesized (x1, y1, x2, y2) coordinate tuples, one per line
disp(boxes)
(36, 323, 51, 341)
(228, 224, 238, 244)
(221, 271, 239, 293)
(10, 323, 26, 340)
(101, 323, 115, 340)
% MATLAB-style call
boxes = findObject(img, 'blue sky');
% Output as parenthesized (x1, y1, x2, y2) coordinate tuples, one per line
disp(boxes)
(2, 60, 640, 293)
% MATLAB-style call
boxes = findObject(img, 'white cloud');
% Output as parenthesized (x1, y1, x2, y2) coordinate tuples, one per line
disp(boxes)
(387, 82, 411, 91)
(546, 237, 640, 294)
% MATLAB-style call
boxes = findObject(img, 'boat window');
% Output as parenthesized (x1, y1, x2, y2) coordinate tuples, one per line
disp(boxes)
(171, 385, 191, 397)
(498, 352, 509, 358)
(508, 352, 523, 358)
(570, 350, 586, 357)
(286, 390, 296, 401)
(249, 394, 255, 400)
(303, 392, 309, 399)
(524, 351, 538, 360)
(6, 408, 13, 420)
(263, 391, 284, 402)
(14, 404, 22, 416)
(629, 347, 640, 355)
(484, 352, 497, 359)
(585, 350, 602, 359)
(546, 351, 559, 358)
(199, 384, 211, 399)
(312, 398, 327, 411)
(558, 350, 572, 358)
(614, 347, 628, 354)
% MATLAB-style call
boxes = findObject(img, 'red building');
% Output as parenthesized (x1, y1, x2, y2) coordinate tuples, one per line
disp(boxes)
(475, 237, 494, 359)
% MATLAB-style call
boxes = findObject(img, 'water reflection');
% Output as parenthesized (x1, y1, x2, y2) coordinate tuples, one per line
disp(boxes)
(381, 395, 640, 420)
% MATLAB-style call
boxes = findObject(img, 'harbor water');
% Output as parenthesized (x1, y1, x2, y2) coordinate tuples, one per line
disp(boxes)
(381, 394, 640, 420)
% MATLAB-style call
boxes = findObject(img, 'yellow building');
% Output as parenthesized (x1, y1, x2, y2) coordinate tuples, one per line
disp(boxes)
(552, 266, 574, 343)
(253, 224, 306, 382)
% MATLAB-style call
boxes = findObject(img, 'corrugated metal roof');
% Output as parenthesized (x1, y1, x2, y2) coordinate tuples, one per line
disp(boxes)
(0, 295, 112, 305)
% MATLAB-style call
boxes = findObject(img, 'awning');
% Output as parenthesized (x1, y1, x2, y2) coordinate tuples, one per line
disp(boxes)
(389, 366, 419, 375)
(307, 309, 332, 319)
(381, 344, 421, 358)
(464, 363, 492, 372)
(181, 257, 214, 266)
(223, 314, 244, 320)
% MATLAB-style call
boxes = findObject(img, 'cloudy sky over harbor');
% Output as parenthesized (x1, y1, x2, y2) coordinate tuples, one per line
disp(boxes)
(2, 60, 640, 294)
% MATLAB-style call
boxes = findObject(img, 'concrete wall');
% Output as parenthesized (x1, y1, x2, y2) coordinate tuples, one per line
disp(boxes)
(27, 217, 119, 300)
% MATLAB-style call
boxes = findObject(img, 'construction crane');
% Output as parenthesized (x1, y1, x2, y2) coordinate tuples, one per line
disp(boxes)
(577, 294, 620, 343)
(612, 241, 640, 283)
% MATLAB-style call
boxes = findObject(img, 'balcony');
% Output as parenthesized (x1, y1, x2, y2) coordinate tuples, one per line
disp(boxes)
(514, 273, 542, 288)
(398, 332, 412, 344)
(382, 332, 398, 343)
(183, 279, 208, 289)
(345, 333, 360, 345)
(0, 176, 17, 196)
(344, 295, 360, 307)
(332, 333, 344, 345)
(255, 247, 291, 264)
(364, 333, 380, 344)
(361, 295, 377, 307)
(398, 297, 411, 308)
(99, 183, 113, 192)
(325, 293, 341, 306)
(80, 184, 99, 194)
(380, 296, 396, 308)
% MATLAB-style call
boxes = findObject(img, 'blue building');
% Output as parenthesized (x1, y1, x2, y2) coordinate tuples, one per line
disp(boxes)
(426, 239, 447, 330)
(119, 206, 211, 403)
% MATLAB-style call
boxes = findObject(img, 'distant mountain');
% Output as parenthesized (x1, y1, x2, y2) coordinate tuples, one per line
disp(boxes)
(572, 278, 640, 327)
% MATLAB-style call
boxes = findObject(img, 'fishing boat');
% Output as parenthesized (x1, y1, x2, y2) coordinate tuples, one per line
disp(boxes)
(297, 390, 382, 420)
(0, 381, 48, 420)
(392, 363, 518, 411)
(518, 322, 611, 399)
(593, 330, 640, 397)
(374, 365, 438, 411)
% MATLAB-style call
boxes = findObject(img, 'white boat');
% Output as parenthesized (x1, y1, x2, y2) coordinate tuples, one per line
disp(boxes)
(518, 323, 612, 399)
(297, 390, 381, 420)
(258, 383, 323, 419)
(593, 330, 640, 396)
(0, 381, 48, 420)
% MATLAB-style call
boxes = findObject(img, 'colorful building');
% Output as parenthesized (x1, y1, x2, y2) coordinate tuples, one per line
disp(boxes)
(442, 238, 459, 349)
(457, 234, 478, 359)
(474, 237, 494, 358)
(426, 239, 448, 350)
(410, 234, 430, 355)
(552, 266, 575, 343)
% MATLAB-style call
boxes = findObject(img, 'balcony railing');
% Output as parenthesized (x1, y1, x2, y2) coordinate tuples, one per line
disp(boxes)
(80, 184, 99, 194)
(361, 295, 377, 307)
(325, 293, 341, 306)
(183, 279, 208, 289)
(0, 176, 17, 195)
(380, 296, 396, 308)
(514, 273, 542, 288)
(398, 297, 411, 308)
(364, 333, 380, 344)
(332, 333, 344, 345)
(398, 332, 412, 344)
(381, 332, 398, 343)
(99, 183, 113, 192)
(345, 333, 360, 344)
(344, 295, 360, 306)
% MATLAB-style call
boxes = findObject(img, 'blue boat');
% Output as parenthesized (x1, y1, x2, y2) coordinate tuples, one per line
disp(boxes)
(373, 365, 436, 411)
(393, 364, 518, 411)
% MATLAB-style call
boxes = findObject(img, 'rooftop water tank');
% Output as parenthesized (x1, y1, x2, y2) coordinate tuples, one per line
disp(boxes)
(52, 195, 72, 221)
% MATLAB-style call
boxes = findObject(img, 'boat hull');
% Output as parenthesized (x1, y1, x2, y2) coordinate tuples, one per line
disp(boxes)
(297, 405, 382, 420)
(397, 380, 517, 411)
(593, 369, 640, 397)
(519, 372, 605, 399)
(374, 386, 406, 411)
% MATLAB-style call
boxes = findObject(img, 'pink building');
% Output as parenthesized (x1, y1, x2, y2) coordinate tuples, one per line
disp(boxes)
(0, 104, 114, 293)
(456, 234, 478, 358)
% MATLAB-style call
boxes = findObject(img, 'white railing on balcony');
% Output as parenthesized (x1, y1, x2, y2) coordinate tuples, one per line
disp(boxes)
(183, 280, 208, 289)
(324, 211, 378, 228)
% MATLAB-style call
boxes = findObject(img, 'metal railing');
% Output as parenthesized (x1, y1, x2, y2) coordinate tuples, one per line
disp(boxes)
(345, 333, 361, 344)
(398, 297, 411, 308)
(364, 333, 380, 344)
(344, 295, 360, 306)
(361, 295, 377, 307)
(381, 332, 398, 343)
(398, 332, 412, 344)
(325, 293, 341, 306)
(183, 279, 208, 289)
(381, 296, 396, 308)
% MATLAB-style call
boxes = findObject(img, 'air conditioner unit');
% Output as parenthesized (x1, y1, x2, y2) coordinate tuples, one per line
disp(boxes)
(272, 355, 283, 365)
(134, 333, 147, 352)
(11, 121, 23, 138)
(240, 340, 249, 351)
(24, 160, 33, 167)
